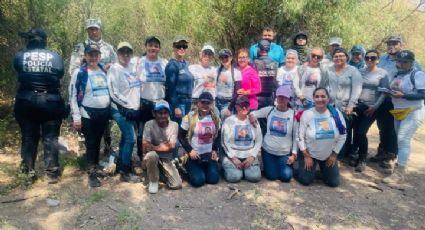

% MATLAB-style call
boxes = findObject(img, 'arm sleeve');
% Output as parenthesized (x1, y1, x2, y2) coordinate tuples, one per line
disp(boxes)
(278, 45, 285, 66)
(276, 67, 284, 86)
(69, 70, 81, 122)
(68, 44, 84, 76)
(228, 80, 242, 112)
(54, 54, 65, 79)
(403, 90, 425, 100)
(293, 67, 304, 97)
(251, 125, 263, 158)
(291, 119, 299, 154)
(107, 67, 130, 107)
(221, 119, 234, 158)
(249, 69, 261, 96)
(373, 74, 389, 109)
(165, 62, 178, 109)
(178, 127, 193, 153)
(250, 106, 273, 118)
(332, 110, 348, 154)
(348, 69, 363, 108)
(297, 111, 309, 151)
(249, 44, 257, 64)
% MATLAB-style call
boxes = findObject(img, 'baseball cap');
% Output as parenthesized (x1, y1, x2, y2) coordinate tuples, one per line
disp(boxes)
(145, 36, 161, 46)
(258, 39, 271, 52)
(117, 42, 133, 52)
(154, 100, 171, 112)
(396, 50, 415, 62)
(86, 18, 102, 29)
(173, 35, 188, 44)
(350, 45, 364, 54)
(329, 37, 342, 46)
(201, 44, 215, 55)
(199, 92, 214, 102)
(295, 31, 308, 39)
(332, 47, 348, 58)
(386, 35, 402, 44)
(84, 43, 101, 53)
(218, 48, 232, 57)
(236, 95, 250, 106)
(19, 28, 47, 41)
(276, 85, 292, 98)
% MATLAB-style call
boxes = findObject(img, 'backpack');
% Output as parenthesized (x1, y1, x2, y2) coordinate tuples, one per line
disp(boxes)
(75, 63, 106, 107)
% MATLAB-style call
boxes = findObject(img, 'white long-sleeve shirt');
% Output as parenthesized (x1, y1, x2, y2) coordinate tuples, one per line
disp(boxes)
(107, 62, 140, 110)
(251, 106, 298, 156)
(297, 108, 347, 161)
(135, 56, 168, 101)
(69, 67, 110, 122)
(221, 115, 262, 159)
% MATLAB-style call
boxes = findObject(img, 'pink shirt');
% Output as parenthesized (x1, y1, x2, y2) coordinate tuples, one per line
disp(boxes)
(239, 65, 261, 110)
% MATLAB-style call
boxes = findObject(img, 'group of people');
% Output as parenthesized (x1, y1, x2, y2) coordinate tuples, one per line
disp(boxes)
(14, 19, 424, 194)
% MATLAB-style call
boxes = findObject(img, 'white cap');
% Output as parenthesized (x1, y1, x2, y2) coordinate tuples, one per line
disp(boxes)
(201, 44, 215, 54)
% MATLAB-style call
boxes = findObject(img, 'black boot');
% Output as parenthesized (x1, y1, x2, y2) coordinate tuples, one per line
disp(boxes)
(369, 147, 387, 162)
(119, 164, 140, 183)
(355, 160, 366, 172)
(88, 167, 101, 187)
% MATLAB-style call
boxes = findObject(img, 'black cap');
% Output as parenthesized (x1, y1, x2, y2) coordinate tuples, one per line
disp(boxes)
(199, 92, 214, 102)
(236, 95, 250, 106)
(84, 43, 101, 53)
(19, 28, 47, 41)
(396, 50, 415, 62)
(218, 48, 232, 57)
(386, 35, 402, 43)
(332, 47, 349, 58)
(145, 36, 161, 46)
(258, 39, 271, 52)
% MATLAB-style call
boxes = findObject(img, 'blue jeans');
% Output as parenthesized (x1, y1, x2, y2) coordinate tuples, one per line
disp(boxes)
(171, 98, 192, 126)
(222, 157, 261, 183)
(185, 157, 220, 187)
(394, 107, 425, 166)
(112, 109, 136, 171)
(262, 149, 293, 182)
(296, 153, 340, 187)
(215, 98, 231, 119)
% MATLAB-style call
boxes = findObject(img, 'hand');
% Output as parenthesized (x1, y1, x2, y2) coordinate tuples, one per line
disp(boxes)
(231, 157, 242, 169)
(223, 109, 231, 119)
(303, 151, 313, 171)
(242, 156, 255, 169)
(326, 152, 337, 167)
(104, 63, 112, 71)
(211, 150, 219, 161)
(189, 149, 200, 160)
(345, 107, 353, 116)
(145, 143, 155, 152)
(287, 154, 297, 165)
(73, 120, 82, 131)
(174, 108, 183, 118)
(391, 90, 404, 99)
(248, 114, 258, 128)
(364, 106, 376, 117)
(299, 95, 306, 101)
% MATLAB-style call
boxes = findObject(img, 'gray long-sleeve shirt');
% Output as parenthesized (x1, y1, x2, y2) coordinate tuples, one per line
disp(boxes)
(358, 67, 389, 109)
(321, 65, 363, 111)
(107, 62, 140, 110)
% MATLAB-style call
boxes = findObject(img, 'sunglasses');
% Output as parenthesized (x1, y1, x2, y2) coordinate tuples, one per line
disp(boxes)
(311, 54, 323, 60)
(174, 44, 188, 50)
(365, 56, 378, 61)
(200, 100, 212, 105)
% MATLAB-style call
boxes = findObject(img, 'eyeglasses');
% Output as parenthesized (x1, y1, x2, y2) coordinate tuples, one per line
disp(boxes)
(365, 56, 378, 61)
(311, 54, 323, 60)
(333, 54, 346, 59)
(174, 44, 188, 50)
(200, 101, 212, 105)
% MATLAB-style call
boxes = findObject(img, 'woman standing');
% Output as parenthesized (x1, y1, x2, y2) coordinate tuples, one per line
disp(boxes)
(296, 88, 347, 187)
(221, 95, 263, 183)
(70, 43, 110, 187)
(277, 49, 299, 107)
(178, 92, 220, 187)
(249, 86, 297, 182)
(236, 48, 261, 111)
(352, 50, 389, 172)
(107, 42, 140, 182)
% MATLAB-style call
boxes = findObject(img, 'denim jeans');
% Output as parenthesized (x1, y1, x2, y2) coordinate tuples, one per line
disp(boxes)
(394, 107, 425, 166)
(262, 149, 293, 182)
(376, 98, 398, 154)
(352, 112, 376, 161)
(296, 153, 340, 187)
(171, 98, 192, 126)
(215, 98, 231, 119)
(185, 157, 220, 187)
(222, 157, 261, 183)
(112, 109, 136, 171)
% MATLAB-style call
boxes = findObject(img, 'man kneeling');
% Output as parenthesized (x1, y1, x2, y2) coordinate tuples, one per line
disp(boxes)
(143, 100, 182, 193)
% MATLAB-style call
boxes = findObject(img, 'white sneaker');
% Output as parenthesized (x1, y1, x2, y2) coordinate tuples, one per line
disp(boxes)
(148, 182, 159, 194)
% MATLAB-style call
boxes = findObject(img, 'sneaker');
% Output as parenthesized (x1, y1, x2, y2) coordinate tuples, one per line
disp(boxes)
(148, 182, 159, 194)
(120, 172, 140, 183)
(47, 174, 60, 184)
(382, 165, 406, 184)
(88, 173, 101, 188)
(369, 147, 386, 162)
(355, 161, 366, 172)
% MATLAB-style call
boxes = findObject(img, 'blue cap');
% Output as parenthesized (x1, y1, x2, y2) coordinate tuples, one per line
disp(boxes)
(154, 100, 171, 112)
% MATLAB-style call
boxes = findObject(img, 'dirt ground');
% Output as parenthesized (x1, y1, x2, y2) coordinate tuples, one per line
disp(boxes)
(1, 123, 424, 230)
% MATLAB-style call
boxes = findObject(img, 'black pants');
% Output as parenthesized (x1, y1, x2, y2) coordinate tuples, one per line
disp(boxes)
(257, 95, 274, 136)
(338, 112, 354, 159)
(136, 99, 155, 158)
(14, 93, 65, 176)
(82, 117, 109, 167)
(376, 98, 398, 154)
(352, 111, 377, 161)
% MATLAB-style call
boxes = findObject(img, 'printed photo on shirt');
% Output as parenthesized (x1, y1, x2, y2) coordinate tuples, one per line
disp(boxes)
(203, 74, 216, 89)
(145, 62, 164, 82)
(198, 121, 215, 144)
(282, 73, 294, 86)
(89, 73, 109, 96)
(314, 117, 335, 140)
(269, 116, 288, 137)
(125, 71, 142, 88)
(234, 125, 253, 146)
(304, 71, 319, 87)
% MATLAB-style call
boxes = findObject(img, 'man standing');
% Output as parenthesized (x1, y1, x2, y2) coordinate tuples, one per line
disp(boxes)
(69, 18, 117, 156)
(322, 37, 342, 68)
(14, 28, 67, 184)
(249, 27, 285, 66)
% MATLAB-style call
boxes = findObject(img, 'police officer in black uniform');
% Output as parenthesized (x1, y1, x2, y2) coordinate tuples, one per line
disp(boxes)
(14, 28, 66, 184)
